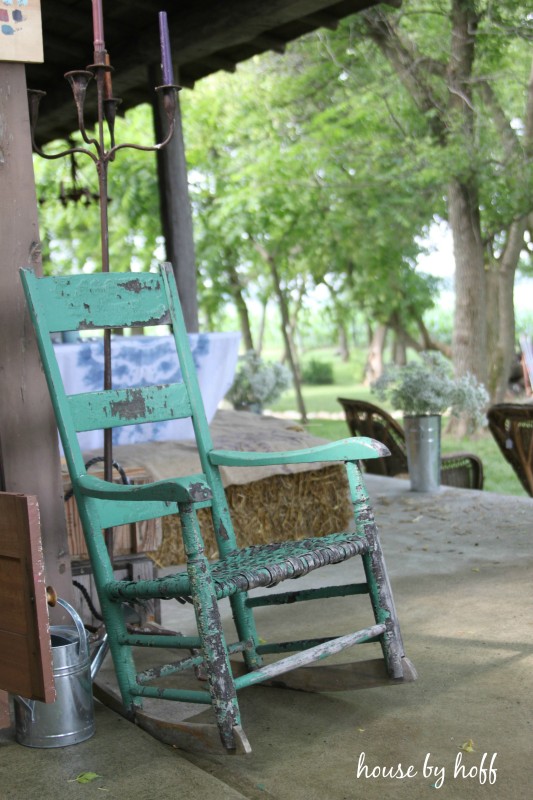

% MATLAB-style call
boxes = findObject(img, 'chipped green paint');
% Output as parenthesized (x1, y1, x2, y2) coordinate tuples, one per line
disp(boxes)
(68, 383, 191, 432)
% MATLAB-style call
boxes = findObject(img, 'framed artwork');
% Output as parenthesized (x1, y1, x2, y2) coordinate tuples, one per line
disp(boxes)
(0, 0, 43, 63)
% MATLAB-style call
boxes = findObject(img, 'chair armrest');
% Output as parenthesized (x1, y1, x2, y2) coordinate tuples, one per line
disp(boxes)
(76, 473, 212, 504)
(209, 437, 390, 468)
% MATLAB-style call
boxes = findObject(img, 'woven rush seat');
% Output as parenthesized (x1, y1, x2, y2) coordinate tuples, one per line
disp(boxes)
(212, 533, 369, 594)
(106, 532, 369, 603)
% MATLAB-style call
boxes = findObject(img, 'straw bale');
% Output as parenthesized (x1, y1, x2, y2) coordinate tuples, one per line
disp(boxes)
(152, 464, 350, 567)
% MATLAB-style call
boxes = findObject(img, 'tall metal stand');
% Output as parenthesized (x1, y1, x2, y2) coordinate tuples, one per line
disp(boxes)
(27, 4, 179, 559)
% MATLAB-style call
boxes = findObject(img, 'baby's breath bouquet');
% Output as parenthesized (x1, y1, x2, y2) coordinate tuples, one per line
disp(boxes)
(372, 351, 488, 429)
(227, 351, 291, 412)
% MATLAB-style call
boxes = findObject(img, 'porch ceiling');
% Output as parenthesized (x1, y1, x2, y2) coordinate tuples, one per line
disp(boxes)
(26, 1, 398, 144)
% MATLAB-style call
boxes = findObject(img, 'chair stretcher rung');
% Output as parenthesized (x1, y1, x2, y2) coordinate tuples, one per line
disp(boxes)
(119, 633, 202, 648)
(256, 634, 380, 655)
(130, 685, 212, 704)
(233, 623, 387, 690)
(246, 582, 369, 608)
(136, 642, 248, 684)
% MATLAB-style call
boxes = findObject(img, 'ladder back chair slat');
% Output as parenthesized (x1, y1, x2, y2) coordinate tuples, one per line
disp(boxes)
(29, 272, 170, 332)
(68, 383, 192, 432)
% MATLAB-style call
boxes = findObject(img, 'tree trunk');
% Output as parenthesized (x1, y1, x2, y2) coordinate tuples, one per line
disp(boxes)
(447, 2, 487, 388)
(227, 264, 254, 351)
(488, 57, 533, 401)
(256, 299, 268, 357)
(392, 330, 406, 366)
(485, 262, 500, 397)
(253, 243, 307, 422)
(490, 218, 528, 402)
(364, 323, 387, 386)
(338, 322, 350, 362)
(448, 177, 487, 383)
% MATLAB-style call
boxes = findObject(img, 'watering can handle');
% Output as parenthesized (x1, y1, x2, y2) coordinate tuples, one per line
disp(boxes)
(57, 597, 89, 660)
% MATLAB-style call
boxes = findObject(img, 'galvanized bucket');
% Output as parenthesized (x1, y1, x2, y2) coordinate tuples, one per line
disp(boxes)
(14, 598, 95, 748)
(403, 414, 442, 493)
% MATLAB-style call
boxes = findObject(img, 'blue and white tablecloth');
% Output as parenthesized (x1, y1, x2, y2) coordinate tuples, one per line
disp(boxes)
(54, 333, 240, 452)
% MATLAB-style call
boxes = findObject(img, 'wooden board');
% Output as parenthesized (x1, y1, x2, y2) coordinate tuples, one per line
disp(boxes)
(0, 0, 43, 63)
(0, 691, 10, 729)
(0, 492, 54, 701)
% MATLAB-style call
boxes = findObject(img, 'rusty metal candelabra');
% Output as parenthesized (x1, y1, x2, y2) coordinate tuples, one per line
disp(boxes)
(28, 3, 179, 558)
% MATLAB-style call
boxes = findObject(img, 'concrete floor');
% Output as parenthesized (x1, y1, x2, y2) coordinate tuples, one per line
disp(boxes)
(1, 476, 532, 799)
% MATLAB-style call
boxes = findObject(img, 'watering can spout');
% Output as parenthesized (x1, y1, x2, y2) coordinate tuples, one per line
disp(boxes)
(90, 633, 109, 681)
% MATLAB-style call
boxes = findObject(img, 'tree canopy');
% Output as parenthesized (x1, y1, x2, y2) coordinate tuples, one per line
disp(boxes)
(34, 0, 533, 407)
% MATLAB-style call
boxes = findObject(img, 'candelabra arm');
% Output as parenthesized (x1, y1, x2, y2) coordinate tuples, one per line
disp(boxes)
(108, 117, 175, 158)
(107, 85, 178, 159)
(65, 70, 100, 151)
(31, 138, 98, 165)
(27, 86, 98, 163)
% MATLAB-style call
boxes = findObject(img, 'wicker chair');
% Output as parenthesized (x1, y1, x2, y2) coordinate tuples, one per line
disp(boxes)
(520, 335, 533, 395)
(337, 398, 484, 490)
(487, 403, 533, 496)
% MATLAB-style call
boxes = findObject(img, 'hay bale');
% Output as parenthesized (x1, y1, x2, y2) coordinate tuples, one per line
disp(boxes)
(153, 464, 351, 567)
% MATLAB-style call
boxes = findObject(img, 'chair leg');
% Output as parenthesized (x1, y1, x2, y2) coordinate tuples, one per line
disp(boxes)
(346, 462, 404, 679)
(181, 504, 244, 751)
(98, 594, 143, 714)
(79, 513, 142, 715)
(361, 534, 404, 679)
(229, 593, 263, 671)
(209, 497, 263, 670)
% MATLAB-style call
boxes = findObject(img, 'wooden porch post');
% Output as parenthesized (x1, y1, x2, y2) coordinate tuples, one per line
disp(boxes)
(150, 65, 199, 332)
(0, 65, 72, 603)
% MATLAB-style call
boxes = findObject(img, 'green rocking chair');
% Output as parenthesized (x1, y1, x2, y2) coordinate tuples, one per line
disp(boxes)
(21, 264, 414, 754)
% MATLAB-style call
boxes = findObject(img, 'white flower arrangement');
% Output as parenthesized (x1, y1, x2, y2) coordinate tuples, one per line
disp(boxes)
(371, 351, 488, 428)
(226, 351, 291, 410)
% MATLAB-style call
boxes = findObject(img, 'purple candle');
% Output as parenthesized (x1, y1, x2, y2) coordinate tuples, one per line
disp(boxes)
(92, 0, 105, 52)
(159, 11, 174, 85)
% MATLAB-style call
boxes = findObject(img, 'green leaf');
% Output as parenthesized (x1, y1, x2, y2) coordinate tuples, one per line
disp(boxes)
(71, 772, 102, 784)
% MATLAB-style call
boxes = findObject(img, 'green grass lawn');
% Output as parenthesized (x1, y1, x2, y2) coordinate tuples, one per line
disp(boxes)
(268, 352, 526, 498)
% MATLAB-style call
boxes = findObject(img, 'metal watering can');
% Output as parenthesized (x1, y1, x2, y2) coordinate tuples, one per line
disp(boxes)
(14, 596, 108, 748)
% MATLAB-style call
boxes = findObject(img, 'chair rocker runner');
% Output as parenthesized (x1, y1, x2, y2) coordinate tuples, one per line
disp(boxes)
(21, 264, 415, 754)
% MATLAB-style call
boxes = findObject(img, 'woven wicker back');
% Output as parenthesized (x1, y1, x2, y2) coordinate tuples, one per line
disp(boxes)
(337, 398, 407, 476)
(487, 404, 533, 496)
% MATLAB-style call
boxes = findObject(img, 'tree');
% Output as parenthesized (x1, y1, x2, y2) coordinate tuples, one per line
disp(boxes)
(182, 39, 442, 396)
(356, 1, 533, 404)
